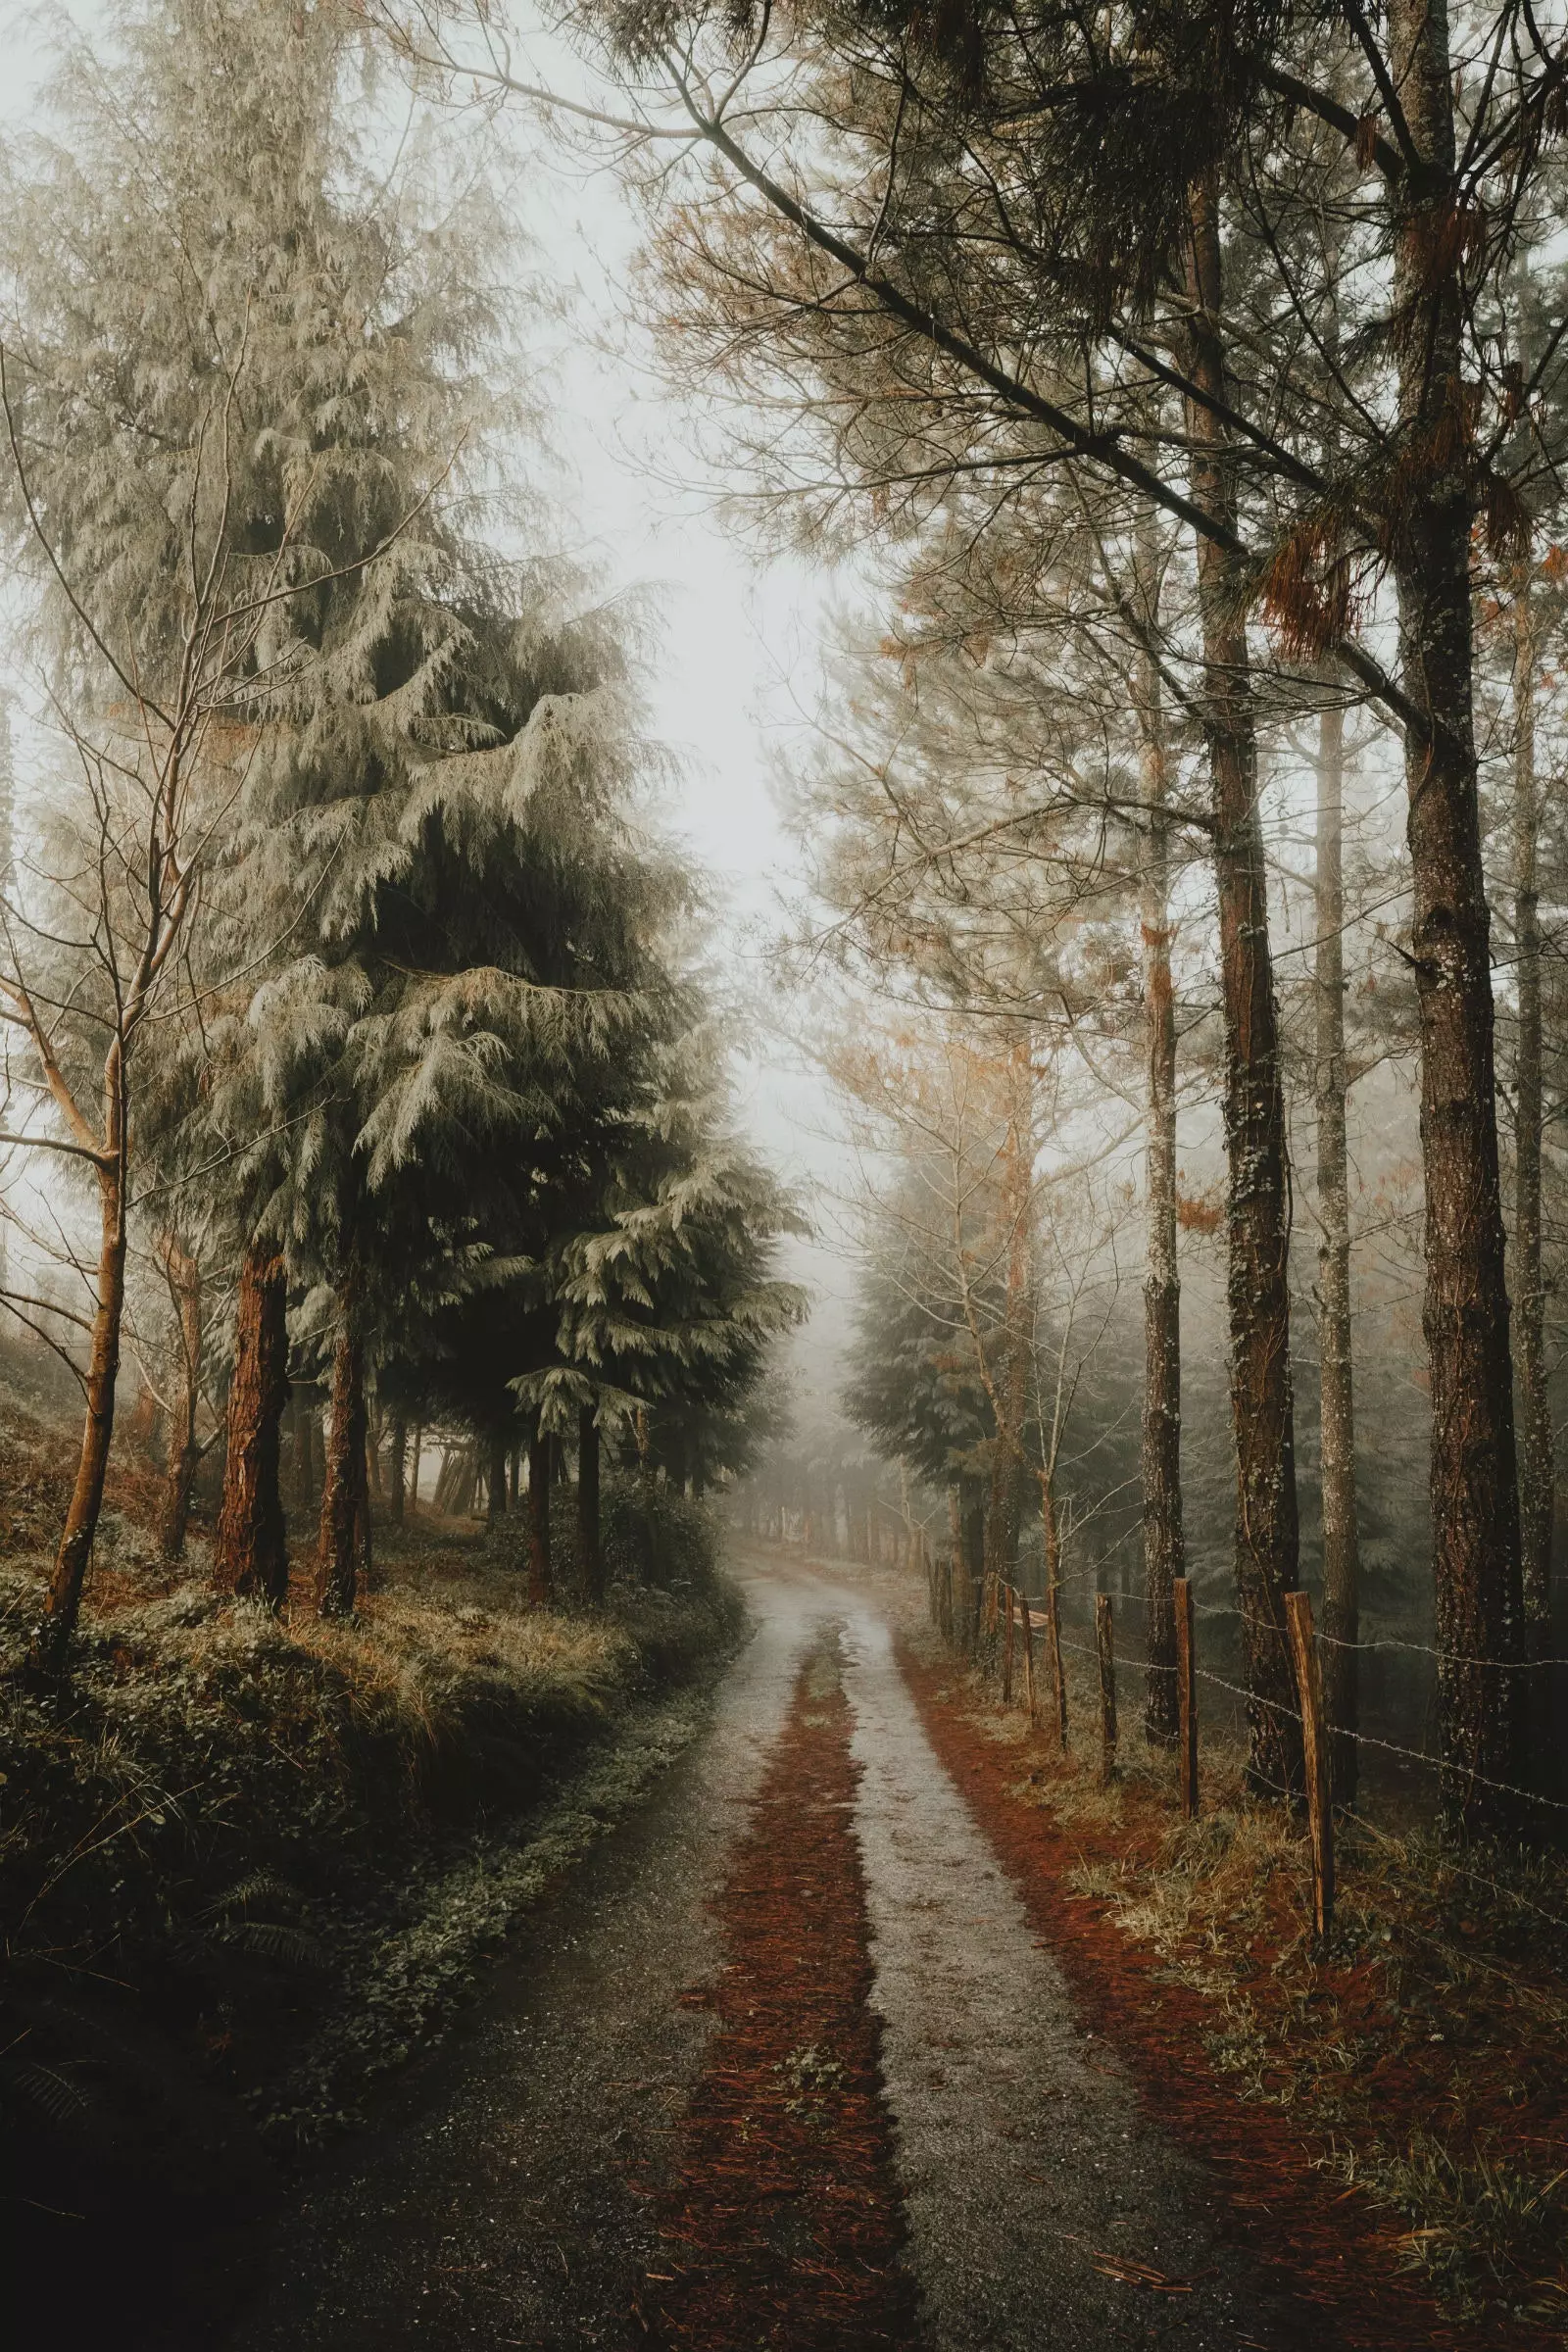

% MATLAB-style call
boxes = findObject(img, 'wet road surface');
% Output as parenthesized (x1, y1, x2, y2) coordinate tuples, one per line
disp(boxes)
(222, 1557, 1307, 2350)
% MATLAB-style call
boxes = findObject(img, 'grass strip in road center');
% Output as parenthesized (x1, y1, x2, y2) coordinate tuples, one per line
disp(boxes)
(634, 1627, 916, 2351)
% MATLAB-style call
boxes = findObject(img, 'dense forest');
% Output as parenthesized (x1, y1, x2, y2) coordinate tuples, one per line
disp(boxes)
(4, 1, 1568, 2347)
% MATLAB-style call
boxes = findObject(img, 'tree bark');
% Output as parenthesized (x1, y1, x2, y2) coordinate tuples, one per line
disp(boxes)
(526, 1429, 552, 1607)
(1184, 172, 1302, 1794)
(1315, 695, 1361, 1808)
(316, 1275, 367, 1619)
(28, 1163, 129, 1676)
(1512, 586, 1554, 1764)
(1135, 581, 1185, 1746)
(213, 1240, 290, 1611)
(158, 1236, 203, 1567)
(579, 1403, 604, 1606)
(1386, 0, 1527, 1832)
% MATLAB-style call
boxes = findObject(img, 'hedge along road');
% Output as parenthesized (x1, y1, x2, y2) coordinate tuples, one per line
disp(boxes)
(222, 1555, 1304, 2352)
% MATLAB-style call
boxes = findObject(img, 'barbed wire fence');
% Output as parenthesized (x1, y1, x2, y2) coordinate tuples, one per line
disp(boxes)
(759, 1498, 1568, 1838)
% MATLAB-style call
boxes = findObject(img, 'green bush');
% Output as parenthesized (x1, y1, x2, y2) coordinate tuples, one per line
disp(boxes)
(601, 1472, 722, 1593)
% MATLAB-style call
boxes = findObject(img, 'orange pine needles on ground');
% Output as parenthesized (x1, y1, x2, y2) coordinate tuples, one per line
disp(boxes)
(637, 1632, 915, 2350)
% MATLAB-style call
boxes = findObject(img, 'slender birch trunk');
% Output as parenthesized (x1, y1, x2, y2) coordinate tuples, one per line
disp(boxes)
(214, 1240, 290, 1609)
(1387, 0, 1526, 1831)
(158, 1237, 203, 1566)
(1315, 696, 1361, 1807)
(1134, 595, 1184, 1745)
(1184, 172, 1302, 1793)
(1512, 588, 1554, 1758)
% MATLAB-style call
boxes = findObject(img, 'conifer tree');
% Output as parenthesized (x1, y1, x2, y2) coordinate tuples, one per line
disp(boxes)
(0, 0, 398, 1669)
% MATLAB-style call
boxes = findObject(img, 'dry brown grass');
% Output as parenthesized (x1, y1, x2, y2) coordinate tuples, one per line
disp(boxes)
(912, 1620, 1568, 2334)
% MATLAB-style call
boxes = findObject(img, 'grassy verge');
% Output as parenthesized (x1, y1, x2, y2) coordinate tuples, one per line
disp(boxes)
(0, 1423, 742, 2242)
(898, 1604, 1568, 2345)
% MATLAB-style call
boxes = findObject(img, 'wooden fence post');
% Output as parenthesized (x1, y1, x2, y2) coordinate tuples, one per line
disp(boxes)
(1096, 1593, 1117, 1786)
(1002, 1582, 1015, 1703)
(1285, 1589, 1334, 1936)
(1173, 1577, 1198, 1820)
(1019, 1584, 1037, 1725)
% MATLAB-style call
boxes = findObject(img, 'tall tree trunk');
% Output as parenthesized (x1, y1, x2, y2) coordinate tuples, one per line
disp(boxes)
(409, 1424, 421, 1513)
(1315, 695, 1361, 1808)
(158, 1236, 203, 1567)
(317, 1276, 367, 1619)
(1512, 586, 1554, 1766)
(28, 1164, 128, 1676)
(1042, 1475, 1067, 1751)
(579, 1403, 604, 1606)
(487, 1427, 509, 1525)
(1135, 584, 1185, 1746)
(1386, 0, 1526, 1833)
(213, 1241, 290, 1610)
(526, 1430, 552, 1606)
(388, 1410, 408, 1526)
(1184, 172, 1302, 1793)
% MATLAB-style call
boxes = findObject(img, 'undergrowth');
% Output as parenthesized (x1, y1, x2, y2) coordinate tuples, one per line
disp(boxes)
(0, 1446, 743, 2212)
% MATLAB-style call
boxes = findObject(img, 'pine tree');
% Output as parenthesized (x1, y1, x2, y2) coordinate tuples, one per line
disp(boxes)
(0, 0, 402, 1669)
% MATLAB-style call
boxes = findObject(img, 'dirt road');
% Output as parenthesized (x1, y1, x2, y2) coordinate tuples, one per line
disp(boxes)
(222, 1557, 1306, 2350)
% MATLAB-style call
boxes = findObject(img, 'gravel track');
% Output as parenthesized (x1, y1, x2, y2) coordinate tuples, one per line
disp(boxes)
(220, 1558, 1301, 2351)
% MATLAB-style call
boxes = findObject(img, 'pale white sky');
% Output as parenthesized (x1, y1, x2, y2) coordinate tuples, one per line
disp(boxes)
(0, 0, 861, 1375)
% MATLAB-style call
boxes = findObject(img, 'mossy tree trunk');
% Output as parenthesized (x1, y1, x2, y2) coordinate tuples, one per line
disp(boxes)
(1387, 0, 1526, 1832)
(1184, 169, 1301, 1796)
(1135, 586, 1184, 1748)
(317, 1273, 368, 1619)
(1315, 694, 1361, 1807)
